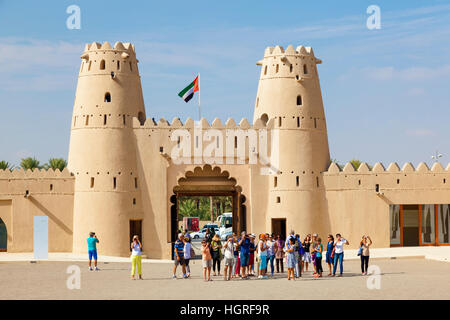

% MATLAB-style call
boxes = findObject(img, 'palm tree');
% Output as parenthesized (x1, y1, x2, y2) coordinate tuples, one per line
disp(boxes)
(0, 161, 14, 171)
(44, 158, 67, 171)
(20, 157, 42, 171)
(349, 159, 373, 170)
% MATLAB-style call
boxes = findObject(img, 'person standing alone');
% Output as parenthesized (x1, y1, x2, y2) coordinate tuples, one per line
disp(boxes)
(87, 232, 99, 271)
(130, 235, 143, 280)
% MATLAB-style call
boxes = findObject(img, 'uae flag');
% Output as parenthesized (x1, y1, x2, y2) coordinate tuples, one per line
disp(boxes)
(178, 75, 199, 103)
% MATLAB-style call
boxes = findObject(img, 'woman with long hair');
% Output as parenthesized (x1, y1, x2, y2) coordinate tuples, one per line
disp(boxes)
(302, 234, 312, 272)
(274, 235, 285, 273)
(325, 234, 334, 276)
(360, 235, 372, 275)
(211, 234, 222, 276)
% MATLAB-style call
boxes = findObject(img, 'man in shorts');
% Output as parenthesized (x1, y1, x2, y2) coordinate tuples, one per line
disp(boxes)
(238, 231, 251, 279)
(173, 233, 186, 279)
(87, 232, 100, 271)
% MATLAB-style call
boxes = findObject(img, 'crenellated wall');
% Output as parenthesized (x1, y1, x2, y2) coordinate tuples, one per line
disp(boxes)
(0, 168, 74, 252)
(323, 161, 450, 248)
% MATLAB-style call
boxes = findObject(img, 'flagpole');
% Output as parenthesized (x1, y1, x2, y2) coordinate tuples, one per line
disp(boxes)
(198, 73, 201, 120)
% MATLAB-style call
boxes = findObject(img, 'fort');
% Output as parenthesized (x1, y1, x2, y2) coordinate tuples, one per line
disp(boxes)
(0, 42, 449, 259)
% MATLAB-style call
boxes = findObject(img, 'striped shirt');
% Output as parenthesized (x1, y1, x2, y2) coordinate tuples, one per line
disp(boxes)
(174, 240, 184, 258)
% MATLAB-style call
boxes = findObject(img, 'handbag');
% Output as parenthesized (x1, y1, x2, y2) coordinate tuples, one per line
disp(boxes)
(357, 246, 363, 256)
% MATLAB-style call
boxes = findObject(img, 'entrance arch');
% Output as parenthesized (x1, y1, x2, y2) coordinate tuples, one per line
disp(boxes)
(0, 218, 7, 252)
(171, 165, 247, 245)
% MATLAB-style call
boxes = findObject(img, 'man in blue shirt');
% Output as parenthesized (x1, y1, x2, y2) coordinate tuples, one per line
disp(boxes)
(87, 232, 100, 271)
(238, 231, 251, 279)
(172, 233, 187, 279)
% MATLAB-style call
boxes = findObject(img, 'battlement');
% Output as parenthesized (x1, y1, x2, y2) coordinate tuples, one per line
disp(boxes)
(82, 41, 135, 54)
(325, 161, 450, 174)
(323, 161, 450, 193)
(0, 168, 74, 179)
(132, 116, 274, 130)
(258, 45, 322, 64)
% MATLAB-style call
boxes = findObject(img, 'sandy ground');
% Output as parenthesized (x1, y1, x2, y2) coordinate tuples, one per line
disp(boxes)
(0, 257, 449, 300)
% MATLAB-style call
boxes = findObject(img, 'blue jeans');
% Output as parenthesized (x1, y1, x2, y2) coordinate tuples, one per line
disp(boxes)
(294, 252, 300, 277)
(333, 252, 344, 275)
(268, 255, 275, 275)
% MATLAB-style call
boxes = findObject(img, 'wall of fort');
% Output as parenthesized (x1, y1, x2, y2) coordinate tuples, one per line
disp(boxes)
(0, 168, 74, 252)
(323, 161, 450, 248)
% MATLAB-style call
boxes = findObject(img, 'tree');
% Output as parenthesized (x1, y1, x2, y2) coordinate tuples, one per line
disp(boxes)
(44, 158, 67, 171)
(0, 161, 14, 171)
(20, 157, 42, 171)
(349, 159, 372, 170)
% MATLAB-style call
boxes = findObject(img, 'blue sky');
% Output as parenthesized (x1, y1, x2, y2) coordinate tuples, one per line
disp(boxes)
(0, 0, 449, 168)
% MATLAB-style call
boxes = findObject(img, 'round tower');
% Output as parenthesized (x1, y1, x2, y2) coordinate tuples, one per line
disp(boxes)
(253, 45, 330, 237)
(68, 41, 146, 256)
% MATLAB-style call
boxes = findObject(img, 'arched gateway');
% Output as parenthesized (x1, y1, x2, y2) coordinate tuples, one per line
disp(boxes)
(170, 165, 247, 245)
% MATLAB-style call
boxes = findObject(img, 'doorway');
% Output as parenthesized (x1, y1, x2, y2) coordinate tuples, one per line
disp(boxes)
(130, 220, 142, 251)
(272, 218, 286, 240)
(0, 218, 6, 252)
(402, 205, 419, 246)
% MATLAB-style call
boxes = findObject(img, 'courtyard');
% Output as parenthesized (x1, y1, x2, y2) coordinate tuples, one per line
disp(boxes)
(0, 257, 449, 300)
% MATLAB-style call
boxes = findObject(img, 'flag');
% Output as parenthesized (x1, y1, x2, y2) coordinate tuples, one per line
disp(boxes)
(178, 75, 199, 103)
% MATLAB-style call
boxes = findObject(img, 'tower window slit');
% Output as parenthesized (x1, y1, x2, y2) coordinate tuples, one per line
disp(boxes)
(135, 178, 138, 189)
(297, 117, 300, 128)
(104, 92, 111, 103)
(90, 177, 95, 188)
(297, 95, 302, 106)
(113, 177, 117, 189)
(234, 136, 237, 148)
(85, 115, 89, 126)
(88, 61, 92, 71)
(276, 196, 281, 203)
(274, 177, 277, 187)
(117, 60, 120, 70)
(123, 115, 126, 125)
(50, 184, 53, 191)
(303, 64, 308, 74)
(100, 60, 105, 70)
(276, 64, 279, 73)
(278, 117, 282, 127)
(316, 176, 319, 187)
(129, 62, 133, 71)
(290, 64, 293, 73)
(103, 114, 107, 125)
(264, 65, 267, 75)
(314, 118, 317, 128)
(296, 176, 299, 187)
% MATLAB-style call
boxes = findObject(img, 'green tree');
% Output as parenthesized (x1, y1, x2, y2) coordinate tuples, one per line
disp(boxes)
(0, 161, 14, 171)
(20, 157, 42, 171)
(349, 159, 372, 170)
(44, 158, 67, 171)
